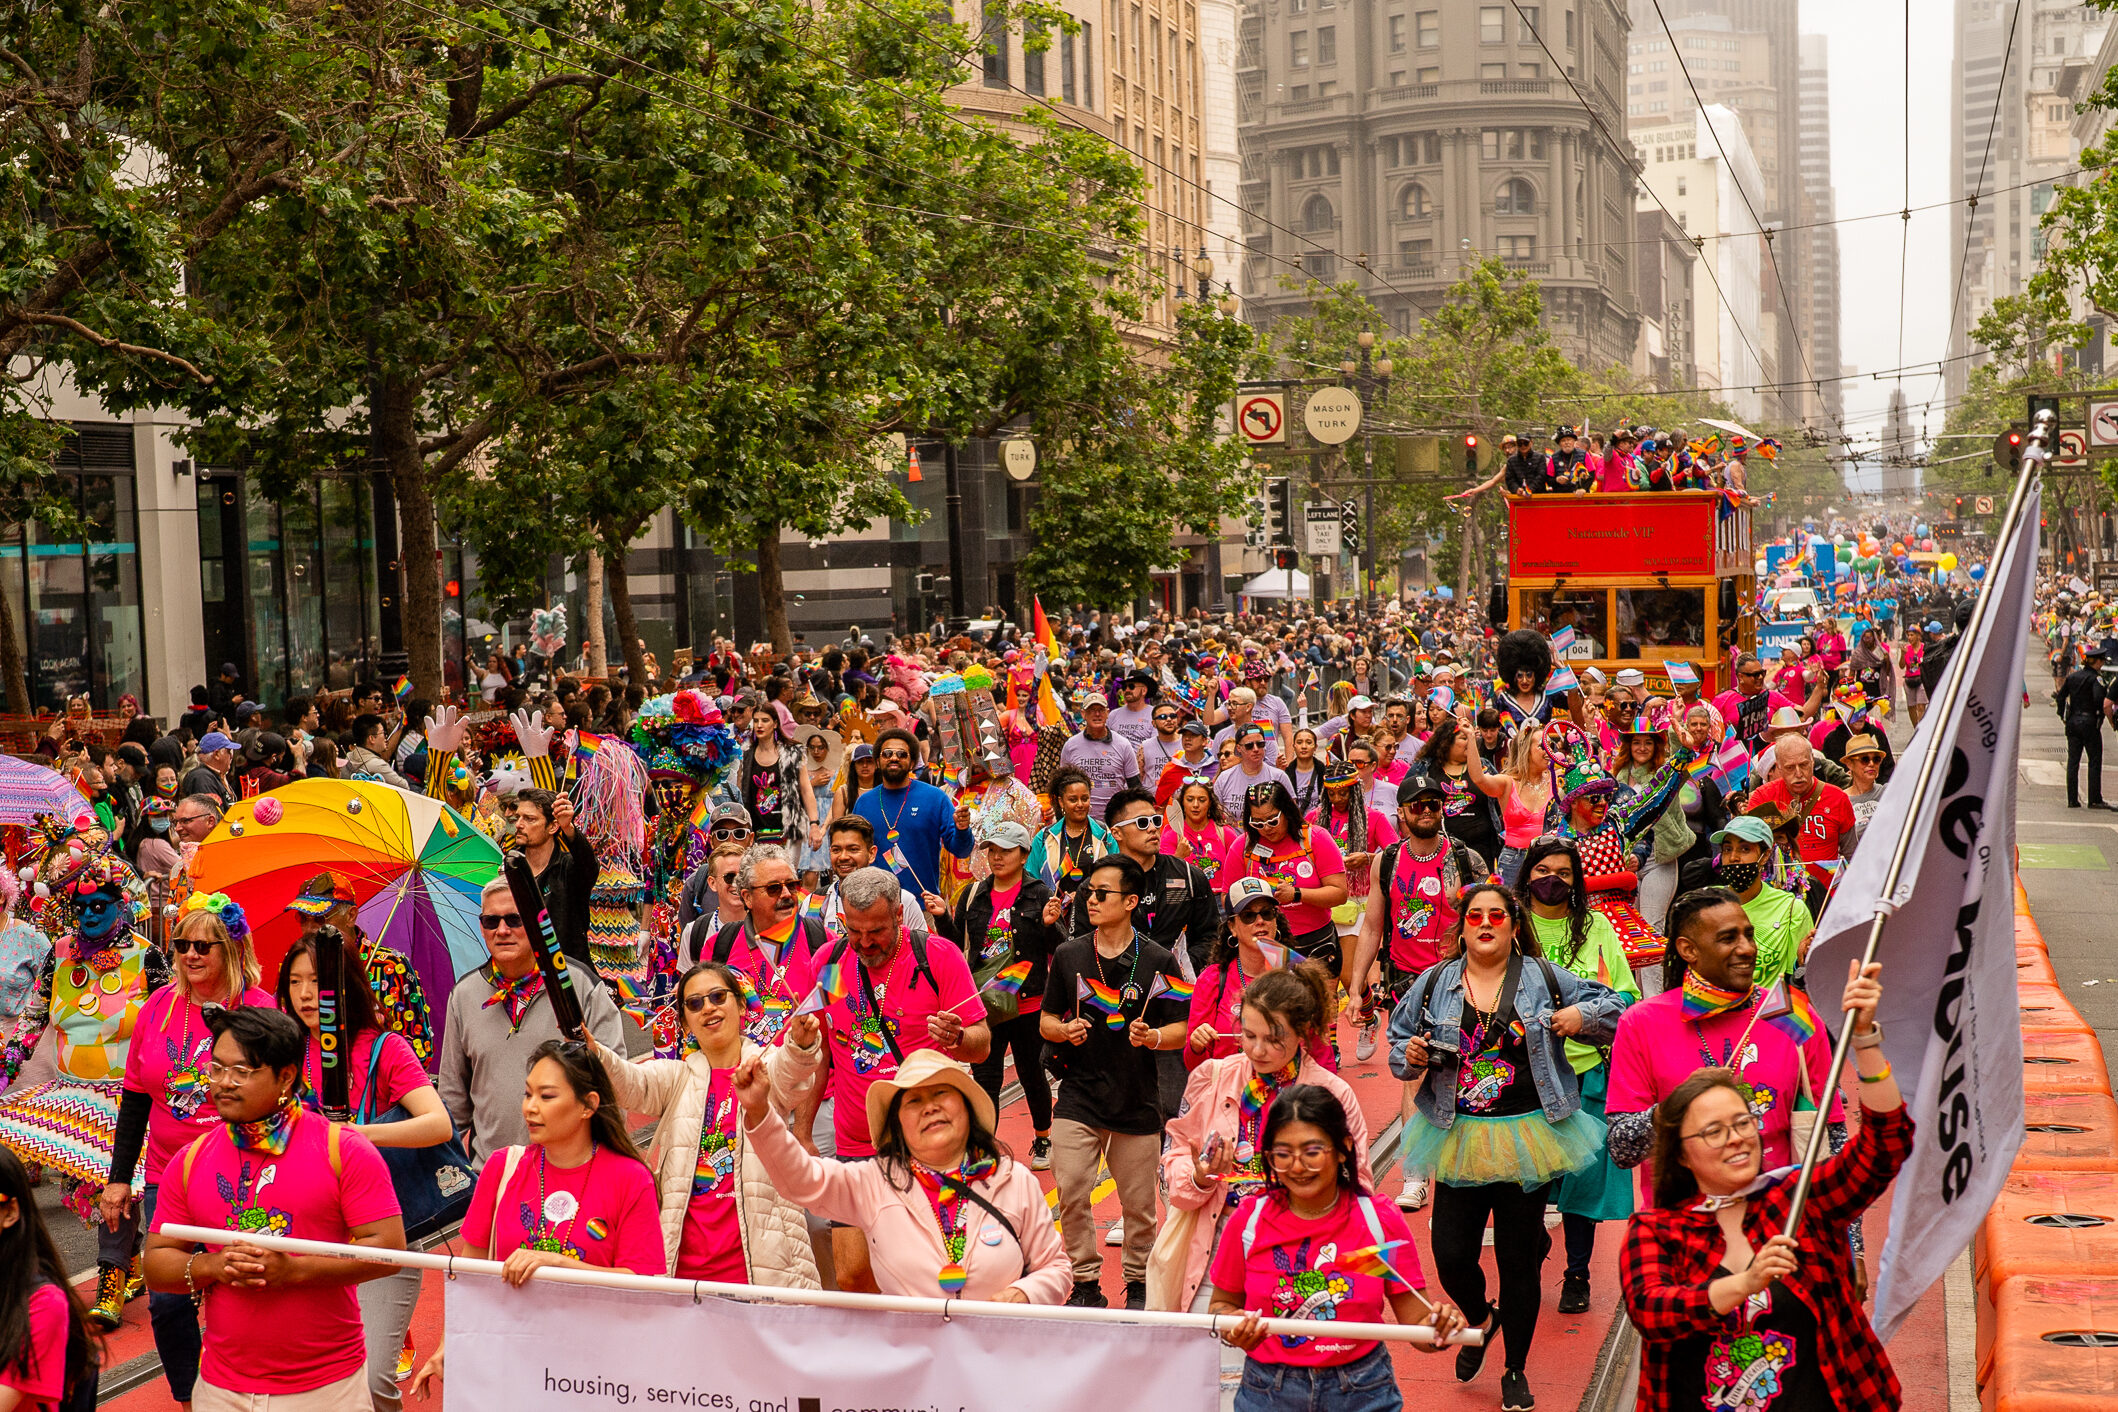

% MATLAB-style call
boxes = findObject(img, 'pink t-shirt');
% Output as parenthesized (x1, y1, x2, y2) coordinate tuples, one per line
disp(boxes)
(1307, 807, 1398, 900)
(717, 921, 820, 1047)
(1605, 988, 1846, 1198)
(1161, 821, 1242, 892)
(150, 1112, 400, 1394)
(674, 1067, 746, 1281)
(462, 1144, 666, 1275)
(123, 985, 276, 1182)
(978, 881, 1041, 1016)
(1208, 1190, 1425, 1366)
(1380, 843, 1458, 976)
(0, 1283, 67, 1411)
(1185, 962, 1336, 1072)
(1231, 828, 1348, 937)
(785, 931, 985, 1158)
(299, 1030, 429, 1120)
(1748, 780, 1858, 886)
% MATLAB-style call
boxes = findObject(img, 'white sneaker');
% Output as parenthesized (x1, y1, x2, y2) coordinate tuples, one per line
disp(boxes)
(1396, 1177, 1430, 1211)
(1105, 1224, 1123, 1246)
(1355, 1015, 1379, 1062)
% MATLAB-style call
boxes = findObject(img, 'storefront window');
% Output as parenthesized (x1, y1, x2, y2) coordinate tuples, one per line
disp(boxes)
(245, 476, 290, 705)
(321, 478, 375, 691)
(4, 442, 146, 712)
(280, 485, 327, 703)
(1520, 588, 1608, 659)
(1614, 587, 1707, 655)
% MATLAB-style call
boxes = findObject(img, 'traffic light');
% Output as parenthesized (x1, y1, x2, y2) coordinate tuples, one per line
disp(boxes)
(1263, 477, 1294, 545)
(1464, 433, 1480, 475)
(1273, 547, 1300, 570)
(1993, 426, 2025, 474)
(1339, 503, 1362, 555)
(2028, 395, 2061, 428)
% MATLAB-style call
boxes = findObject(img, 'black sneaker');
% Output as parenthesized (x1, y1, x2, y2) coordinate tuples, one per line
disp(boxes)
(1501, 1369, 1535, 1411)
(1558, 1271, 1591, 1314)
(1066, 1280, 1108, 1308)
(1124, 1280, 1147, 1310)
(1455, 1312, 1497, 1382)
(1030, 1136, 1053, 1171)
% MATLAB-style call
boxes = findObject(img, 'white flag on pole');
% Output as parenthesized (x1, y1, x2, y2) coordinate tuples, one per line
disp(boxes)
(1807, 480, 2038, 1342)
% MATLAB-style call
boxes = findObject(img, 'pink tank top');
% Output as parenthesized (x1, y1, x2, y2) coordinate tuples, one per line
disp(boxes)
(1501, 780, 1547, 847)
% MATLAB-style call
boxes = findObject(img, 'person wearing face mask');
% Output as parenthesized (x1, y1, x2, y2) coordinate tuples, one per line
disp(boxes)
(0, 847, 169, 1339)
(1702, 818, 1813, 990)
(131, 795, 183, 876)
(1623, 962, 1904, 1411)
(1514, 839, 1637, 1316)
(1160, 964, 1369, 1317)
(1387, 883, 1625, 1412)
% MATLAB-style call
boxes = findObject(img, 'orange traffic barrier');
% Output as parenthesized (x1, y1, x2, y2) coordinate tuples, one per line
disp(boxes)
(2016, 982, 2084, 1029)
(2017, 947, 2059, 988)
(1979, 1275, 2118, 1408)
(2011, 1092, 2118, 1173)
(1976, 1170, 2118, 1289)
(2020, 1029, 2113, 1096)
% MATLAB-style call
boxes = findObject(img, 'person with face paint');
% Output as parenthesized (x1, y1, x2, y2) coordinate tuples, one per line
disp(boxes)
(0, 842, 169, 1338)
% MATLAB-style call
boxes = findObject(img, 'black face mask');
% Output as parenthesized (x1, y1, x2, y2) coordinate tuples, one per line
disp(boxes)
(1716, 862, 1761, 893)
(1525, 874, 1572, 906)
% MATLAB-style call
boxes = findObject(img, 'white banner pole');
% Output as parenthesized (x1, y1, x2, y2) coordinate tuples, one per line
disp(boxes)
(160, 1225, 1479, 1345)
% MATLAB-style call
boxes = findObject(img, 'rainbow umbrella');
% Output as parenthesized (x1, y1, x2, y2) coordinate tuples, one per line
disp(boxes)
(189, 780, 502, 1039)
(0, 755, 95, 829)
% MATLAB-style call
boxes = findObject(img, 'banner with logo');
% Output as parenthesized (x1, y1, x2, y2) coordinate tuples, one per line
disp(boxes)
(1808, 479, 2038, 1343)
(446, 1277, 1223, 1412)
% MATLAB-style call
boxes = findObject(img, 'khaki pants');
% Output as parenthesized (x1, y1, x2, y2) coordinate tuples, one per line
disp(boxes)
(1050, 1119, 1160, 1284)
(193, 1368, 369, 1412)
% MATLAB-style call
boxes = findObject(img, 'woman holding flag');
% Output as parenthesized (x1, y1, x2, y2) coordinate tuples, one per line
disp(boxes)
(587, 961, 822, 1286)
(1186, 879, 1336, 1072)
(1160, 955, 1366, 1313)
(1621, 960, 1906, 1411)
(1231, 781, 1349, 975)
(1206, 1085, 1466, 1412)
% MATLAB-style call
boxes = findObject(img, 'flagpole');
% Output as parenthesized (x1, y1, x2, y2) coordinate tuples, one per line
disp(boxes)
(1778, 416, 2048, 1235)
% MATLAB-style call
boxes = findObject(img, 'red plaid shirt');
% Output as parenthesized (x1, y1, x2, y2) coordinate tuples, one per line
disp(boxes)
(1620, 1103, 1914, 1411)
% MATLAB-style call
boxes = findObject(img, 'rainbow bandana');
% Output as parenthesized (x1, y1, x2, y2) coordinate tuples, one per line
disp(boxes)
(229, 1099, 300, 1156)
(913, 1155, 1001, 1294)
(483, 970, 546, 1033)
(1679, 970, 1754, 1022)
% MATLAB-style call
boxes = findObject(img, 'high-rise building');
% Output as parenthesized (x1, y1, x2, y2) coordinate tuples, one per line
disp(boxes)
(1947, 0, 2113, 400)
(1879, 385, 1916, 497)
(1200, 0, 1247, 302)
(1796, 34, 1843, 428)
(1233, 0, 1642, 369)
(1637, 105, 1770, 420)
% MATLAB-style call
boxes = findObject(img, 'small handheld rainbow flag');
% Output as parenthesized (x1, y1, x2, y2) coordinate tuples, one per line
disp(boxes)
(1145, 972, 1195, 1004)
(1077, 975, 1127, 1026)
(1755, 977, 1820, 1044)
(795, 960, 851, 1017)
(392, 674, 413, 703)
(1254, 939, 1291, 971)
(1684, 751, 1717, 782)
(1328, 1240, 1412, 1284)
(984, 959, 1035, 996)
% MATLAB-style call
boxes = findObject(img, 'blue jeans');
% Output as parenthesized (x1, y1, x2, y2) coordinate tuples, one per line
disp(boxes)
(140, 1185, 203, 1404)
(1495, 845, 1527, 887)
(1235, 1345, 1402, 1412)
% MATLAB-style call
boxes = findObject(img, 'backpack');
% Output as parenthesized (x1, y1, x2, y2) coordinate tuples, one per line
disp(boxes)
(821, 930, 941, 1064)
(708, 916, 828, 968)
(957, 877, 1026, 1026)
(1372, 839, 1483, 999)
(1240, 1190, 1390, 1261)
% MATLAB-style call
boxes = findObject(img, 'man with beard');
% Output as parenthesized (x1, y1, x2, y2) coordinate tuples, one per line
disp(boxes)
(851, 729, 974, 898)
(1347, 769, 1486, 1206)
(1137, 698, 1188, 788)
(1702, 816, 1813, 990)
(1710, 654, 1806, 757)
(512, 787, 599, 979)
(1105, 671, 1160, 747)
(781, 867, 988, 1293)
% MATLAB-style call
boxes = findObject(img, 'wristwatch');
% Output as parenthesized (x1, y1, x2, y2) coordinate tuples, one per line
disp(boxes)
(1852, 1022, 1885, 1050)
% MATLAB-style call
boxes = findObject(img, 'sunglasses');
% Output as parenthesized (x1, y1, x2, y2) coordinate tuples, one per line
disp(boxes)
(1235, 902, 1280, 923)
(747, 879, 797, 897)
(1401, 797, 1444, 814)
(684, 988, 740, 1012)
(710, 824, 751, 841)
(1248, 812, 1283, 828)
(1113, 815, 1160, 833)
(171, 936, 223, 955)
(1082, 885, 1131, 903)
(478, 912, 524, 931)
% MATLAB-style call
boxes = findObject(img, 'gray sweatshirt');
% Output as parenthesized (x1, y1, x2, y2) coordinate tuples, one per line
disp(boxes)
(437, 964, 627, 1169)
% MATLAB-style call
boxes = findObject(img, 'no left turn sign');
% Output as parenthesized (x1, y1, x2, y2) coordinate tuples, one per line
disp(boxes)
(1239, 393, 1286, 444)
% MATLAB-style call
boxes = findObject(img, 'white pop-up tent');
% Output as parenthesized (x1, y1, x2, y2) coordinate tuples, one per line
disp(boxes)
(1239, 570, 1311, 598)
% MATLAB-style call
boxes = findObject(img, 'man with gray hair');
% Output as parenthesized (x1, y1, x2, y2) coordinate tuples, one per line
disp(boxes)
(436, 876, 626, 1167)
(1748, 731, 1857, 917)
(781, 864, 989, 1292)
(683, 844, 826, 1045)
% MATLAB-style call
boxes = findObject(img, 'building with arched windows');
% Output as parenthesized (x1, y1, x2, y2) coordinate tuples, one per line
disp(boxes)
(1233, 0, 1642, 370)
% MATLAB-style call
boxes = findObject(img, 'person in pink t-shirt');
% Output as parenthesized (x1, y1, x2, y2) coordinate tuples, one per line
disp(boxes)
(2, 1147, 101, 1412)
(144, 1007, 404, 1411)
(1209, 1084, 1462, 1406)
(410, 1039, 663, 1401)
(1163, 778, 1244, 893)
(1228, 781, 1349, 976)
(777, 865, 989, 1295)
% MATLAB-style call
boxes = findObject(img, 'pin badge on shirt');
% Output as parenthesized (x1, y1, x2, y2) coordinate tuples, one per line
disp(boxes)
(544, 1190, 580, 1224)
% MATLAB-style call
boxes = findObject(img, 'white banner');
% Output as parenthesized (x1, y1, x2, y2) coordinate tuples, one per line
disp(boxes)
(1808, 479, 2038, 1343)
(446, 1276, 1223, 1412)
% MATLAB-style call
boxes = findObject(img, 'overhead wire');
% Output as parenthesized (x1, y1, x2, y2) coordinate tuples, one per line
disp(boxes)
(1926, 0, 2022, 414)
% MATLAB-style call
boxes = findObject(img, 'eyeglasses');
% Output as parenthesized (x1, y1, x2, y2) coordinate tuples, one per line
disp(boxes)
(684, 988, 740, 1012)
(172, 813, 211, 827)
(1113, 815, 1160, 833)
(747, 879, 797, 897)
(710, 824, 751, 841)
(1681, 1112, 1758, 1148)
(171, 936, 224, 955)
(206, 1062, 267, 1083)
(1267, 1142, 1335, 1167)
(478, 912, 524, 931)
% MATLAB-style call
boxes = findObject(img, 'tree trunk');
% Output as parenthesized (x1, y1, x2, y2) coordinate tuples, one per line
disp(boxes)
(605, 540, 648, 688)
(0, 577, 27, 715)
(378, 379, 445, 703)
(757, 526, 791, 654)
(584, 549, 607, 678)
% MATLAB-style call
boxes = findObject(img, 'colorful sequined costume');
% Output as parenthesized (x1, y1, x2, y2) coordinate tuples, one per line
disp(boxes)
(1547, 725, 1693, 976)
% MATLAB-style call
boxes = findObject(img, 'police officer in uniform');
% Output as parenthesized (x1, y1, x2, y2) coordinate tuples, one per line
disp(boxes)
(2057, 638, 2117, 809)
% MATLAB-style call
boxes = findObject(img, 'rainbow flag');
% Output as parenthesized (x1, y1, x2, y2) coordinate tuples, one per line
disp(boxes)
(1032, 595, 1064, 659)
(1077, 975, 1127, 1027)
(1684, 752, 1716, 782)
(687, 791, 716, 833)
(1145, 972, 1195, 1003)
(1328, 1240, 1412, 1283)
(392, 674, 413, 702)
(795, 960, 851, 1017)
(1255, 939, 1290, 971)
(985, 959, 1034, 996)
(1756, 978, 1820, 1045)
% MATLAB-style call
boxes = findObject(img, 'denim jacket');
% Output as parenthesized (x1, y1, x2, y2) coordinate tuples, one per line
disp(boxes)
(1385, 953, 1626, 1129)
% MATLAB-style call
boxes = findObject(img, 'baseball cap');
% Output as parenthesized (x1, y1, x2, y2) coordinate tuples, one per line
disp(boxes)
(287, 870, 359, 918)
(232, 701, 262, 721)
(1225, 876, 1277, 913)
(1925, 620, 1946, 633)
(849, 742, 875, 762)
(709, 802, 753, 830)
(1709, 816, 1776, 850)
(983, 821, 1034, 852)
(1178, 718, 1210, 738)
(1398, 767, 1449, 800)
(1347, 695, 1375, 712)
(198, 732, 238, 754)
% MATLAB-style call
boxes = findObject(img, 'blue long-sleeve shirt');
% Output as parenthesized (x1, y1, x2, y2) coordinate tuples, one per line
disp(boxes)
(852, 780, 972, 896)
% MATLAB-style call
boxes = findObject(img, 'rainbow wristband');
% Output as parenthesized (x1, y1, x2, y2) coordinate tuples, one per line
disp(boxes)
(1858, 1061, 1893, 1085)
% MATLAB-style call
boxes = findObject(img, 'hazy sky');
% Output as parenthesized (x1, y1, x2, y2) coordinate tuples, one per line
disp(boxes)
(1802, 0, 1956, 461)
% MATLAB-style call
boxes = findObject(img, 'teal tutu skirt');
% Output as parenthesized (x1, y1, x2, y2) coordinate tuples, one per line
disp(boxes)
(1552, 1082, 1634, 1223)
(1401, 1108, 1606, 1188)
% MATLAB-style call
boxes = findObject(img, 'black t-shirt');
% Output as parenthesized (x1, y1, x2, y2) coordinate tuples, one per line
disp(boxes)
(1045, 933, 1188, 1134)
(1453, 1000, 1539, 1117)
(1665, 1272, 1832, 1410)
